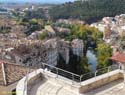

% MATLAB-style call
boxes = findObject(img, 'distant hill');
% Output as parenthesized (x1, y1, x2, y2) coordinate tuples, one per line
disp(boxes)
(0, 0, 74, 4)
(49, 0, 125, 23)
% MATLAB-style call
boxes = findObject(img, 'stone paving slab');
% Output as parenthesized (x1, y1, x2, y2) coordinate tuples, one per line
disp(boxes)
(29, 79, 78, 95)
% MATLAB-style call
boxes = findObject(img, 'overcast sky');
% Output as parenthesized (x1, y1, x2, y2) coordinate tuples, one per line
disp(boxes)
(0, 0, 75, 3)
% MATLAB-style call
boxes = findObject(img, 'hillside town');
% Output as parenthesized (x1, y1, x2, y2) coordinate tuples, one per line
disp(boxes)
(0, 1, 125, 95)
(91, 14, 125, 53)
(0, 13, 125, 68)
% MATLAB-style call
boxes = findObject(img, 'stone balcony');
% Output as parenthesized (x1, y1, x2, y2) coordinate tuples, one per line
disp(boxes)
(16, 67, 125, 95)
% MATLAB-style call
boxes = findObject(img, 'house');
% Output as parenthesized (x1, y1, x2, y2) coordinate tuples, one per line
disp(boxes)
(6, 39, 58, 67)
(90, 23, 107, 32)
(28, 26, 56, 40)
(56, 19, 85, 25)
(0, 60, 34, 95)
(54, 27, 71, 36)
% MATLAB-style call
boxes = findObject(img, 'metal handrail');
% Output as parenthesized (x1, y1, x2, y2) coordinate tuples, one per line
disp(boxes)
(42, 63, 80, 77)
(20, 64, 120, 95)
(24, 64, 119, 83)
(80, 64, 119, 81)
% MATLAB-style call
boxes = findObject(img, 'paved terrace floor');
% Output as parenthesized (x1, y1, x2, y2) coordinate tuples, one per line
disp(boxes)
(29, 79, 77, 95)
(29, 79, 125, 95)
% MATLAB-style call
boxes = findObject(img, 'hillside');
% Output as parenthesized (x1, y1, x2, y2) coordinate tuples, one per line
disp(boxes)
(49, 0, 125, 23)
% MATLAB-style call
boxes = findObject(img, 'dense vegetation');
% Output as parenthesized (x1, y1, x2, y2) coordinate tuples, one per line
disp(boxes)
(12, 8, 46, 20)
(23, 8, 46, 19)
(96, 43, 113, 69)
(62, 24, 103, 55)
(49, 0, 125, 23)
(56, 24, 104, 74)
(12, 8, 46, 35)
(57, 48, 90, 75)
(38, 32, 48, 40)
(20, 18, 44, 35)
(56, 23, 113, 75)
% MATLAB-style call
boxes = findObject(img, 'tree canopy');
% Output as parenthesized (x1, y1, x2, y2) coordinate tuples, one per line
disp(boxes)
(49, 0, 125, 23)
(97, 43, 112, 68)
(38, 32, 48, 40)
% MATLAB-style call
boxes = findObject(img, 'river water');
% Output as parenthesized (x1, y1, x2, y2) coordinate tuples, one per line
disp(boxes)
(87, 49, 97, 71)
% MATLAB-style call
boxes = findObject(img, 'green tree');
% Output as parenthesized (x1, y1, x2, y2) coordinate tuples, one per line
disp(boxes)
(77, 56, 90, 74)
(49, 0, 125, 23)
(70, 25, 102, 55)
(38, 32, 48, 40)
(57, 54, 67, 69)
(30, 19, 38, 24)
(97, 43, 112, 68)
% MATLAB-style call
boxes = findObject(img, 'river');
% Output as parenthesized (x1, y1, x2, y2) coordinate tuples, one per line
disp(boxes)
(87, 49, 97, 72)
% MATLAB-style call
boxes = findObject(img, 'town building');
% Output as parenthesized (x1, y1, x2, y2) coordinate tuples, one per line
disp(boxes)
(1, 39, 58, 67)
(56, 19, 85, 25)
(54, 27, 71, 36)
(90, 23, 107, 32)
(0, 60, 33, 95)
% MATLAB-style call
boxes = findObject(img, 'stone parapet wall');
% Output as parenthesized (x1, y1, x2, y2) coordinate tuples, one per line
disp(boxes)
(16, 69, 43, 95)
(16, 69, 123, 95)
(79, 70, 123, 93)
(27, 73, 43, 95)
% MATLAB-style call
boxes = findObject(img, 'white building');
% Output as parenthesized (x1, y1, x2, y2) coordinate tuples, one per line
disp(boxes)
(90, 23, 107, 32)
(71, 39, 84, 57)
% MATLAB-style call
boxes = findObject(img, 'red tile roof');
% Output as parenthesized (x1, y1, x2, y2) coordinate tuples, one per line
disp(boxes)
(0, 60, 34, 86)
(0, 60, 7, 64)
(110, 52, 125, 63)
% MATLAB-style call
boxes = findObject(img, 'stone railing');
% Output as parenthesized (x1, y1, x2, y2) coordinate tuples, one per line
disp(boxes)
(79, 69, 123, 93)
(16, 69, 43, 95)
(16, 68, 80, 95)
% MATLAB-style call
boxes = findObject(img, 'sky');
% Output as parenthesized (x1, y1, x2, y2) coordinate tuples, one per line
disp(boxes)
(0, 0, 75, 3)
